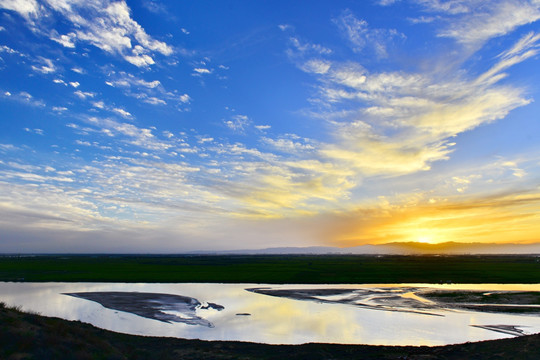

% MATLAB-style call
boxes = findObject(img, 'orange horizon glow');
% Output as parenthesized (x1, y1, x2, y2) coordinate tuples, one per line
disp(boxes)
(324, 191, 540, 247)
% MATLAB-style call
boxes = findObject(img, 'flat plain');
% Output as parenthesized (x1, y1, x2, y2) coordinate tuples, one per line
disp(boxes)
(1, 254, 539, 283)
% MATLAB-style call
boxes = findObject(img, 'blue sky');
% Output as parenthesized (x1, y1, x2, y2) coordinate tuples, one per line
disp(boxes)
(1, 0, 540, 252)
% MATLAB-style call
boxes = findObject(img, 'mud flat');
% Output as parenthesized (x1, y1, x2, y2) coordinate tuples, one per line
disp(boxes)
(246, 287, 445, 316)
(64, 291, 224, 327)
(248, 287, 540, 315)
(418, 290, 540, 314)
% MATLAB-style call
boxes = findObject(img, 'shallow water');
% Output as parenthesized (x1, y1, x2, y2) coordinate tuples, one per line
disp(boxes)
(1, 282, 539, 345)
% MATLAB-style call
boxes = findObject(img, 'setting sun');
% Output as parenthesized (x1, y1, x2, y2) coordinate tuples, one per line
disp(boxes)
(416, 235, 434, 244)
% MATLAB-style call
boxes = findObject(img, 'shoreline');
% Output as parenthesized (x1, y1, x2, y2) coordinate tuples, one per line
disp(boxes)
(2, 282, 540, 347)
(1, 302, 540, 359)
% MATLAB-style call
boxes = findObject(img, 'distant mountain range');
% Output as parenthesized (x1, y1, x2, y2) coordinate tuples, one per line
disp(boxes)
(192, 242, 540, 255)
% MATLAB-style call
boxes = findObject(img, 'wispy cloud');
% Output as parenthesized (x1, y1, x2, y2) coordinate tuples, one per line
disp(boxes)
(85, 116, 172, 151)
(295, 29, 537, 182)
(91, 99, 132, 118)
(288, 37, 332, 56)
(333, 9, 405, 58)
(31, 57, 56, 74)
(74, 90, 95, 99)
(263, 135, 316, 153)
(23, 127, 44, 135)
(193, 67, 212, 75)
(224, 114, 251, 133)
(112, 107, 131, 118)
(105, 70, 189, 108)
(414, 0, 540, 47)
(1, 90, 45, 107)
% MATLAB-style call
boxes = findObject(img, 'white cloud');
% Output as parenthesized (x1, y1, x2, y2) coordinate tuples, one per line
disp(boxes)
(106, 71, 189, 107)
(294, 27, 538, 182)
(107, 72, 161, 90)
(0, 0, 39, 20)
(225, 115, 251, 133)
(417, 0, 540, 47)
(31, 57, 56, 74)
(193, 67, 211, 74)
(408, 15, 437, 24)
(377, 0, 400, 5)
(2, 90, 45, 107)
(74, 90, 95, 99)
(4, 0, 174, 67)
(263, 136, 315, 152)
(414, 0, 472, 15)
(476, 31, 540, 85)
(0, 45, 22, 55)
(90, 99, 133, 118)
(69, 81, 80, 88)
(75, 139, 91, 146)
(0, 143, 17, 151)
(137, 79, 161, 88)
(502, 30, 540, 57)
(124, 50, 155, 67)
(179, 94, 191, 103)
(112, 107, 132, 118)
(302, 59, 331, 74)
(50, 31, 76, 48)
(86, 116, 172, 151)
(143, 96, 166, 105)
(289, 37, 332, 55)
(278, 24, 292, 31)
(24, 127, 44, 135)
(333, 9, 404, 58)
(197, 137, 213, 144)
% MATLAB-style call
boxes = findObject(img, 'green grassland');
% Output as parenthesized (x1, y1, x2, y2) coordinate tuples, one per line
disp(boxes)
(1, 254, 539, 283)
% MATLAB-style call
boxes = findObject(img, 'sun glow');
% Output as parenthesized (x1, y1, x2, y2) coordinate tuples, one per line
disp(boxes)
(407, 227, 447, 244)
(416, 235, 433, 244)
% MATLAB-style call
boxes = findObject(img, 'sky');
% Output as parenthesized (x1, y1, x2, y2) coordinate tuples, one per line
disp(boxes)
(0, 0, 540, 253)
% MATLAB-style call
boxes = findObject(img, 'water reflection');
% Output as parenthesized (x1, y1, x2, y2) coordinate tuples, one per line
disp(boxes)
(247, 287, 445, 316)
(0, 282, 539, 345)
